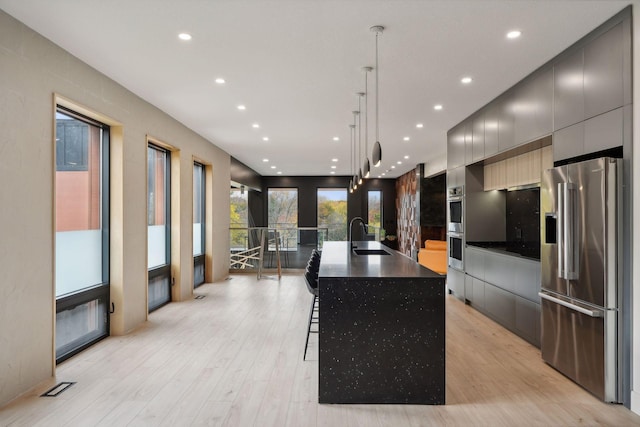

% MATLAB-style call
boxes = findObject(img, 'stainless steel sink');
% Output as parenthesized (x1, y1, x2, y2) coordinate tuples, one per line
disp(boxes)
(353, 248, 390, 256)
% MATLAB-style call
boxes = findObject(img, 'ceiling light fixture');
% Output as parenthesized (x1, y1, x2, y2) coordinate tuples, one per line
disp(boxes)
(237, 105, 246, 110)
(352, 111, 360, 190)
(404, 155, 409, 159)
(178, 33, 192, 41)
(416, 123, 424, 128)
(349, 122, 356, 193)
(461, 77, 472, 84)
(403, 137, 410, 141)
(507, 30, 522, 39)
(252, 123, 260, 128)
(370, 25, 384, 167)
(331, 171, 336, 175)
(262, 137, 269, 141)
(331, 165, 337, 169)
(434, 104, 443, 110)
(333, 137, 340, 141)
(270, 165, 276, 169)
(397, 161, 402, 165)
(391, 165, 396, 169)
(215, 78, 226, 84)
(356, 92, 364, 185)
(332, 158, 338, 162)
(277, 171, 282, 175)
(263, 158, 269, 162)
(362, 66, 372, 179)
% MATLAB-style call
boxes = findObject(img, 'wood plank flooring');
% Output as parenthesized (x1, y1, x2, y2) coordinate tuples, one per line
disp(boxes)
(1, 273, 639, 426)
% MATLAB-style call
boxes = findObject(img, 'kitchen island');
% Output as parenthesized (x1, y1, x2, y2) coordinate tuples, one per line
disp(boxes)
(318, 241, 446, 404)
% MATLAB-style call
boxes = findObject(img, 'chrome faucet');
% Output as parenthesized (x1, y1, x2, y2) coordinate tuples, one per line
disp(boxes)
(349, 216, 366, 250)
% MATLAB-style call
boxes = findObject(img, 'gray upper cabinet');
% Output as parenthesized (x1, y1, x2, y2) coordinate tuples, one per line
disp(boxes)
(498, 90, 515, 152)
(584, 23, 624, 119)
(554, 48, 584, 131)
(447, 124, 465, 169)
(515, 67, 553, 143)
(484, 104, 499, 158)
(464, 122, 473, 166)
(472, 113, 485, 163)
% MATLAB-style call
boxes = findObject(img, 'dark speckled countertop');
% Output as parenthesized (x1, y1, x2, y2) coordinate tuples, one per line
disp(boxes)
(319, 241, 443, 279)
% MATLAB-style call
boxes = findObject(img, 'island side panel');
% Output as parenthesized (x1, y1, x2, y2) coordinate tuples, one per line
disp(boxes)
(318, 276, 445, 404)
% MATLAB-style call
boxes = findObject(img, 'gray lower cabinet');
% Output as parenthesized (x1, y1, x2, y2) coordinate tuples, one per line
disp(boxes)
(447, 267, 465, 300)
(472, 277, 485, 309)
(515, 296, 541, 347)
(462, 246, 541, 347)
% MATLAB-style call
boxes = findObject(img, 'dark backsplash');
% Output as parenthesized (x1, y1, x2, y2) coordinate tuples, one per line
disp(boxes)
(506, 188, 540, 259)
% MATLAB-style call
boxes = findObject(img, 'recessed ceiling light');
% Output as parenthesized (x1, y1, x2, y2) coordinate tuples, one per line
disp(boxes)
(416, 123, 424, 128)
(263, 158, 269, 162)
(237, 105, 246, 110)
(262, 137, 269, 141)
(178, 33, 192, 41)
(252, 123, 260, 128)
(391, 165, 396, 169)
(434, 104, 443, 111)
(397, 161, 402, 165)
(332, 158, 338, 162)
(215, 78, 226, 84)
(382, 173, 386, 176)
(403, 137, 410, 141)
(507, 30, 522, 39)
(271, 165, 276, 169)
(330, 171, 336, 175)
(377, 175, 381, 178)
(331, 166, 337, 169)
(461, 77, 472, 84)
(277, 171, 282, 175)
(404, 155, 409, 159)
(333, 137, 340, 141)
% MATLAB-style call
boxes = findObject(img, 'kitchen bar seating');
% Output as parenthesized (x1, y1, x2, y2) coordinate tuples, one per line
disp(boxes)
(303, 250, 321, 360)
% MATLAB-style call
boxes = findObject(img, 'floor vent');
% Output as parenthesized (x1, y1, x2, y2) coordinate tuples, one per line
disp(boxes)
(195, 295, 206, 300)
(41, 382, 75, 397)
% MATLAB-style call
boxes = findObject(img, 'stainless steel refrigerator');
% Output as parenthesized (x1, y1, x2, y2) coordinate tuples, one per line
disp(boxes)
(540, 157, 621, 402)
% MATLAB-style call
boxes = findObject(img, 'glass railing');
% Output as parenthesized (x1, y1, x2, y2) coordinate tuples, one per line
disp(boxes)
(229, 226, 329, 275)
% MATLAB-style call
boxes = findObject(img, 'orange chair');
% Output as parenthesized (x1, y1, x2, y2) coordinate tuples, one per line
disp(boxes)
(418, 240, 447, 275)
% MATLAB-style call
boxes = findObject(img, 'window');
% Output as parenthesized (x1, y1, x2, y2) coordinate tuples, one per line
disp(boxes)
(317, 188, 347, 241)
(193, 163, 206, 287)
(147, 144, 171, 311)
(54, 106, 109, 363)
(268, 188, 298, 249)
(368, 190, 383, 239)
(230, 188, 249, 250)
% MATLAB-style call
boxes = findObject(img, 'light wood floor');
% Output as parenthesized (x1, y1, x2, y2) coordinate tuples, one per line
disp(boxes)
(1, 274, 639, 426)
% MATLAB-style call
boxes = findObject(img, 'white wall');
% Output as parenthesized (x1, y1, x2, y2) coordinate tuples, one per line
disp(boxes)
(0, 9, 230, 407)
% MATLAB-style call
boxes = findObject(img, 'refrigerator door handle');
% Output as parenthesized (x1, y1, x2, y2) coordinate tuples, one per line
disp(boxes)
(565, 183, 579, 280)
(557, 183, 565, 279)
(539, 292, 603, 318)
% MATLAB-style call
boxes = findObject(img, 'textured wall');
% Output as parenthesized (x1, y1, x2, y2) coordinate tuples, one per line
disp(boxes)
(395, 169, 419, 258)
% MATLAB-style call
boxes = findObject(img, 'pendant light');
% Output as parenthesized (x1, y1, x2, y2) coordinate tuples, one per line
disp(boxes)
(370, 25, 384, 167)
(356, 93, 364, 185)
(362, 67, 372, 178)
(349, 123, 355, 193)
(352, 110, 359, 190)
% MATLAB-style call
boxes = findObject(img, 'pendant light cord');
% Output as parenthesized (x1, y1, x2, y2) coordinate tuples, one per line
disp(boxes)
(375, 31, 379, 144)
(364, 70, 369, 154)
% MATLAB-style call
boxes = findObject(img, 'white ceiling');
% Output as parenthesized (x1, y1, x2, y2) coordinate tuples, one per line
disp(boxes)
(0, 0, 632, 178)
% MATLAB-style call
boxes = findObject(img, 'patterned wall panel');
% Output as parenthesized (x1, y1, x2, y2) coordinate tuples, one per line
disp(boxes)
(395, 169, 419, 258)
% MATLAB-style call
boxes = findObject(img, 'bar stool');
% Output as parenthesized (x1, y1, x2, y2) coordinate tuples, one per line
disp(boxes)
(303, 268, 319, 361)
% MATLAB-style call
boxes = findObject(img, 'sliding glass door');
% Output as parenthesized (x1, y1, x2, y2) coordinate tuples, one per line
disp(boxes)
(54, 107, 110, 363)
(147, 144, 171, 312)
